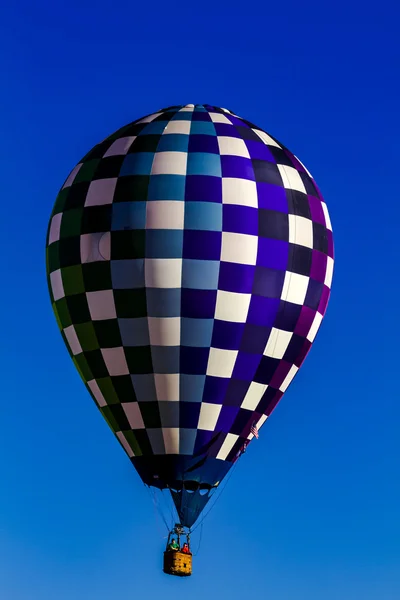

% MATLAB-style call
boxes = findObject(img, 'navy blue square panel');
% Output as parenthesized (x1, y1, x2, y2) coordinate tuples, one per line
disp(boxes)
(203, 376, 230, 405)
(252, 267, 285, 298)
(185, 175, 222, 203)
(224, 379, 251, 406)
(188, 135, 219, 154)
(180, 346, 210, 375)
(240, 324, 271, 354)
(183, 230, 222, 260)
(211, 320, 245, 351)
(218, 262, 255, 294)
(179, 402, 202, 429)
(181, 289, 217, 319)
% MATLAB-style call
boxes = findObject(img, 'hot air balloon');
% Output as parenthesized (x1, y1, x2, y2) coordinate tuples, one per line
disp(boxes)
(46, 104, 334, 576)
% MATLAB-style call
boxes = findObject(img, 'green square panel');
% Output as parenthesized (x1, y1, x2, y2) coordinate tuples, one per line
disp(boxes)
(54, 298, 72, 328)
(124, 346, 153, 374)
(101, 406, 120, 432)
(93, 319, 122, 348)
(133, 430, 153, 455)
(110, 230, 146, 260)
(82, 262, 112, 292)
(123, 430, 142, 456)
(131, 134, 162, 153)
(73, 353, 93, 381)
(114, 176, 150, 202)
(75, 322, 99, 352)
(52, 188, 70, 216)
(60, 208, 83, 238)
(96, 377, 120, 405)
(62, 265, 85, 296)
(47, 242, 61, 272)
(108, 404, 130, 430)
(111, 375, 137, 402)
(74, 159, 101, 183)
(139, 402, 161, 428)
(66, 293, 91, 324)
(113, 289, 147, 318)
(85, 349, 109, 378)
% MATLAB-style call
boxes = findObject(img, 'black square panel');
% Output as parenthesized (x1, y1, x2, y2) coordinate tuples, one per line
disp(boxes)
(286, 190, 311, 219)
(258, 209, 289, 241)
(252, 160, 283, 186)
(288, 244, 313, 276)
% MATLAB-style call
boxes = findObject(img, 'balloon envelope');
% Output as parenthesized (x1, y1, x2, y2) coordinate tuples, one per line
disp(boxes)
(46, 104, 334, 527)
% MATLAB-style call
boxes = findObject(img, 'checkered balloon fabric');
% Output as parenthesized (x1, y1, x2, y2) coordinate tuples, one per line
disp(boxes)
(46, 104, 334, 512)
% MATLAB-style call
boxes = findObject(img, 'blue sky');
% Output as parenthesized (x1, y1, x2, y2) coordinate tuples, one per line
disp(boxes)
(0, 1, 399, 598)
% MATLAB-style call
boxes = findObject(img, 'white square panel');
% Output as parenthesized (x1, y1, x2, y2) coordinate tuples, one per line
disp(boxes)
(279, 364, 299, 392)
(263, 328, 293, 359)
(322, 202, 333, 231)
(136, 112, 162, 123)
(85, 178, 117, 206)
(206, 347, 238, 378)
(148, 317, 180, 346)
(62, 163, 82, 189)
(146, 201, 184, 229)
(80, 232, 110, 263)
(198, 403, 222, 431)
(88, 379, 107, 407)
(154, 373, 179, 401)
(215, 290, 252, 323)
(222, 178, 258, 208)
(162, 427, 180, 454)
(145, 259, 182, 288)
(288, 214, 313, 249)
(257, 414, 268, 428)
(48, 213, 62, 245)
(209, 113, 233, 124)
(164, 121, 191, 135)
(86, 290, 117, 320)
(241, 382, 267, 411)
(103, 136, 136, 157)
(277, 165, 307, 194)
(325, 256, 334, 288)
(151, 152, 187, 175)
(251, 129, 281, 148)
(217, 136, 250, 158)
(50, 269, 64, 301)
(122, 402, 145, 429)
(281, 272, 309, 305)
(116, 431, 134, 457)
(307, 311, 323, 342)
(101, 347, 129, 376)
(63, 325, 82, 356)
(221, 231, 258, 265)
(216, 433, 239, 460)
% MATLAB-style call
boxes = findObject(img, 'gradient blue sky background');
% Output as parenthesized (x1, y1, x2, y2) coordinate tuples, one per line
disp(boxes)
(0, 1, 399, 598)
